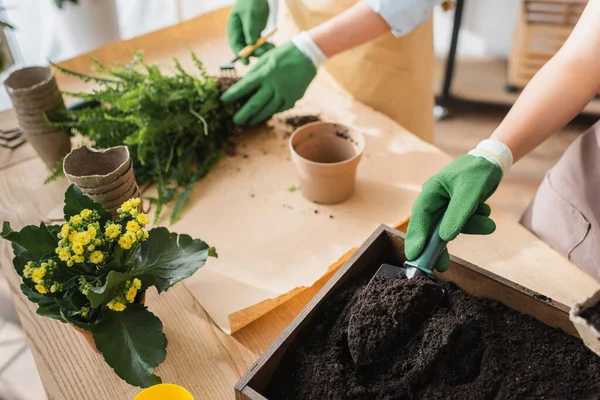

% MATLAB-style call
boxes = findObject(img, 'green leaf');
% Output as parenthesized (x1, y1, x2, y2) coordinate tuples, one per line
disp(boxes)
(1, 221, 58, 262)
(86, 270, 131, 308)
(130, 227, 216, 293)
(63, 184, 112, 224)
(92, 305, 166, 388)
(20, 284, 64, 322)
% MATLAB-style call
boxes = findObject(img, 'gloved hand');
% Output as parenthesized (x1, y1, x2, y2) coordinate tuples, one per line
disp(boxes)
(227, 0, 274, 65)
(221, 42, 317, 126)
(405, 155, 503, 272)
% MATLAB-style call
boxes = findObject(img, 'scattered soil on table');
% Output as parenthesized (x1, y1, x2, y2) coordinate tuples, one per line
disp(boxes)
(284, 115, 321, 130)
(265, 272, 600, 400)
(347, 276, 444, 366)
(581, 302, 600, 332)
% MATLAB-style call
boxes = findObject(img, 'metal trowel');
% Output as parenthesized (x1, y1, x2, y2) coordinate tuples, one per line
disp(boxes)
(347, 219, 448, 366)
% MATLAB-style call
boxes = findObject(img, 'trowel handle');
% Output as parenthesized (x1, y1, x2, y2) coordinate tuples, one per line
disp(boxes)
(404, 218, 448, 277)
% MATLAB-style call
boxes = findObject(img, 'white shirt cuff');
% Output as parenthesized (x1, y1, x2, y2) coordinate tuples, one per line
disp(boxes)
(468, 139, 514, 176)
(292, 31, 327, 68)
(366, 0, 443, 37)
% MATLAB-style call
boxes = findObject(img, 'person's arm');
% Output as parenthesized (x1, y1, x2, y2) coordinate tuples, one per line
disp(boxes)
(308, 2, 392, 59)
(490, 0, 600, 162)
(222, 0, 442, 126)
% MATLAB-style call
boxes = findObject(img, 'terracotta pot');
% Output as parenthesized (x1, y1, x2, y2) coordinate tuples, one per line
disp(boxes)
(570, 289, 600, 356)
(289, 122, 365, 204)
(72, 295, 146, 353)
(4, 66, 71, 169)
(63, 146, 140, 218)
(72, 325, 101, 354)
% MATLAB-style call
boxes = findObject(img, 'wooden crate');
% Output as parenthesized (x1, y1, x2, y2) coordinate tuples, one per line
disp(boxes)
(234, 225, 576, 399)
(508, 0, 587, 90)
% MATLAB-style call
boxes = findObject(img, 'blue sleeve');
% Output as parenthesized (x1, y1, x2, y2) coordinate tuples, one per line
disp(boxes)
(366, 0, 443, 37)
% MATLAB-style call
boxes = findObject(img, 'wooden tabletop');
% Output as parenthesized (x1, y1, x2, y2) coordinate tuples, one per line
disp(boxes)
(1, 6, 598, 400)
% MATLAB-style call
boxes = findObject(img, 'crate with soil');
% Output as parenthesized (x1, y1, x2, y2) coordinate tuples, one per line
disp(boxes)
(235, 225, 600, 399)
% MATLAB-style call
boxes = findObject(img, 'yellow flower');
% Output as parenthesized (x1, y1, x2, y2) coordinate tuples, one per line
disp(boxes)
(31, 266, 47, 283)
(136, 213, 150, 225)
(72, 242, 84, 255)
(68, 230, 77, 243)
(70, 215, 82, 226)
(71, 255, 84, 264)
(35, 284, 48, 294)
(67, 260, 74, 267)
(105, 224, 122, 239)
(89, 251, 104, 264)
(60, 224, 70, 239)
(142, 229, 149, 240)
(50, 283, 62, 293)
(118, 232, 137, 250)
(120, 200, 133, 213)
(80, 209, 92, 219)
(108, 300, 126, 312)
(130, 198, 141, 207)
(23, 263, 33, 278)
(75, 231, 92, 246)
(125, 286, 137, 303)
(133, 278, 142, 290)
(87, 225, 97, 239)
(126, 221, 140, 232)
(57, 247, 70, 262)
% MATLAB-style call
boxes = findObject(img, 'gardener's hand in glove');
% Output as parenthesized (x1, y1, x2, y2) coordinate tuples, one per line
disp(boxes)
(227, 0, 274, 65)
(405, 140, 513, 272)
(221, 41, 317, 126)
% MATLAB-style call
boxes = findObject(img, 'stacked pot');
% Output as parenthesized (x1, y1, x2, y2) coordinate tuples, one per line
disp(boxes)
(63, 146, 140, 218)
(4, 66, 71, 168)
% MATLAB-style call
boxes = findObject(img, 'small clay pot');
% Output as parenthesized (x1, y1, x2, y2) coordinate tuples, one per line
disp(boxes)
(570, 290, 600, 356)
(72, 325, 101, 354)
(289, 122, 365, 204)
(4, 66, 71, 169)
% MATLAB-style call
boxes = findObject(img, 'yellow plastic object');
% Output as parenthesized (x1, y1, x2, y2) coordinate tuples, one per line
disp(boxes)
(134, 384, 194, 400)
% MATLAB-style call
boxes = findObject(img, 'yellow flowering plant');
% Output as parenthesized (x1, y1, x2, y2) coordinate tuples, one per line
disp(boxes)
(1, 184, 216, 388)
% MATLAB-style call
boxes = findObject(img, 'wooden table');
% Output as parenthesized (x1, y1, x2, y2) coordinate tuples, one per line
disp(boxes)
(1, 7, 598, 400)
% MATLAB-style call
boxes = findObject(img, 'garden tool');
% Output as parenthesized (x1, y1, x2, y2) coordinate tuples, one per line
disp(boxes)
(220, 29, 278, 78)
(348, 218, 447, 366)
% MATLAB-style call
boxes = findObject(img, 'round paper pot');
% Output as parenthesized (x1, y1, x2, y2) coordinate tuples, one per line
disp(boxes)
(4, 66, 71, 168)
(81, 162, 135, 195)
(63, 146, 132, 188)
(87, 175, 137, 204)
(570, 289, 600, 357)
(103, 185, 141, 217)
(27, 131, 71, 170)
(289, 122, 365, 204)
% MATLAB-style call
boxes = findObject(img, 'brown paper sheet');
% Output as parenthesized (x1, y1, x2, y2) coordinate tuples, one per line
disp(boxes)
(171, 78, 451, 333)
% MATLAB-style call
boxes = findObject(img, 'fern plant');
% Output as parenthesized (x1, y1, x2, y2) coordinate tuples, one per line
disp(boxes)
(47, 52, 236, 223)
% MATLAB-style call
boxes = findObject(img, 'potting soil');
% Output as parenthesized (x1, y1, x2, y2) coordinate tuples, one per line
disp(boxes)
(347, 276, 443, 366)
(265, 272, 600, 399)
(581, 302, 600, 332)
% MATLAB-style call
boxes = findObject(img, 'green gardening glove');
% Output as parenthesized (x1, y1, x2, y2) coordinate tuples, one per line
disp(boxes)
(221, 42, 317, 126)
(405, 155, 503, 272)
(227, 0, 275, 65)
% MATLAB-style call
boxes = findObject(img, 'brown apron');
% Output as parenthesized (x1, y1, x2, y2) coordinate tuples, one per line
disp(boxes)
(278, 0, 435, 143)
(521, 121, 600, 279)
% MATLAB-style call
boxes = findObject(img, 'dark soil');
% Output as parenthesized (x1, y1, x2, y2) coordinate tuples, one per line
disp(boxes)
(347, 276, 444, 366)
(581, 302, 600, 332)
(265, 272, 600, 400)
(284, 115, 321, 130)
